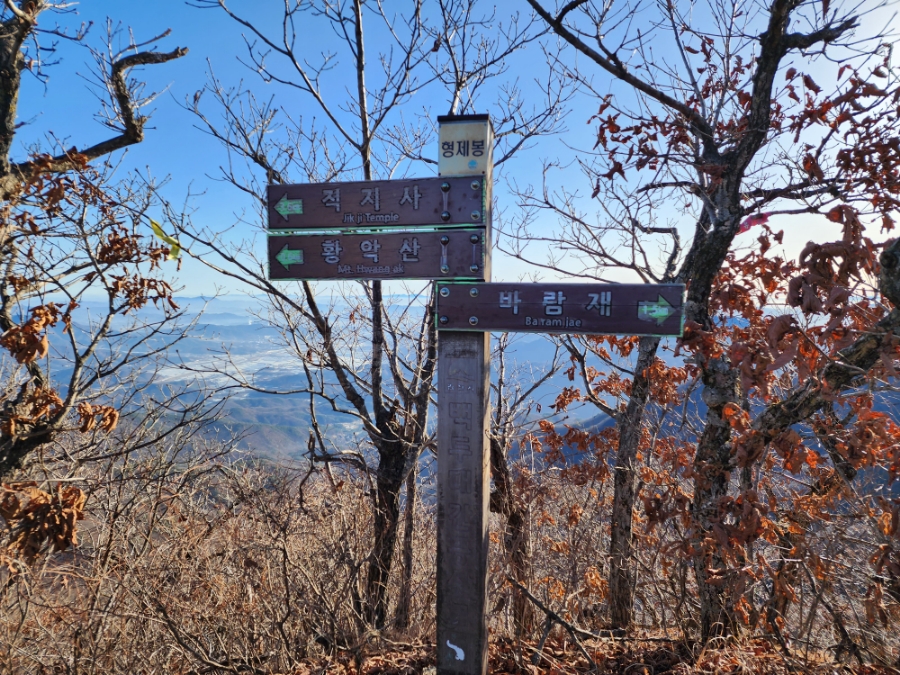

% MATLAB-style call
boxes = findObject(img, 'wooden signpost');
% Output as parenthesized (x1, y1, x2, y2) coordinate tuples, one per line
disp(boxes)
(266, 113, 685, 675)
(263, 114, 496, 673)
(435, 114, 493, 675)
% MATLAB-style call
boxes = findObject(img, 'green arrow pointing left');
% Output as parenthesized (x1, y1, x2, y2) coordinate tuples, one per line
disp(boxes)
(638, 295, 676, 325)
(276, 244, 304, 270)
(275, 194, 304, 221)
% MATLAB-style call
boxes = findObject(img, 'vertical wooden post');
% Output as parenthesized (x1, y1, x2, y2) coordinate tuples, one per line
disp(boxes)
(436, 114, 492, 675)
(436, 330, 490, 673)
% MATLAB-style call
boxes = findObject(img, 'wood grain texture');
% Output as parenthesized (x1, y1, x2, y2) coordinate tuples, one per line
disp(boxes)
(436, 331, 490, 675)
(436, 115, 493, 675)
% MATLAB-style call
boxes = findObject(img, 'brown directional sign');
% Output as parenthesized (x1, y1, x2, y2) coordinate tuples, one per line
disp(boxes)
(267, 230, 487, 281)
(435, 282, 685, 336)
(266, 176, 486, 230)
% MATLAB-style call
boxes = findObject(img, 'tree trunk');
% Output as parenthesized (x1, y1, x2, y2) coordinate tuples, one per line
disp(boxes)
(607, 335, 661, 629)
(506, 507, 532, 635)
(490, 436, 534, 634)
(0, 12, 27, 178)
(691, 356, 740, 640)
(395, 457, 417, 631)
(364, 442, 406, 629)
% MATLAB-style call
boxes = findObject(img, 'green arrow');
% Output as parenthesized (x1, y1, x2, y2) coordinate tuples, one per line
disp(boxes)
(638, 295, 676, 325)
(276, 244, 304, 270)
(275, 194, 304, 221)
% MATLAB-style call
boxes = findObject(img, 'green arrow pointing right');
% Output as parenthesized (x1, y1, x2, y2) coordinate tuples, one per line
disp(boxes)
(276, 244, 304, 270)
(638, 295, 675, 325)
(275, 194, 304, 221)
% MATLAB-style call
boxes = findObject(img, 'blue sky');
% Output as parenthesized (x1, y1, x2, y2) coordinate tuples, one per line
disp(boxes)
(17, 1, 573, 295)
(16, 2, 254, 294)
(18, 2, 236, 182)
(14, 0, 888, 298)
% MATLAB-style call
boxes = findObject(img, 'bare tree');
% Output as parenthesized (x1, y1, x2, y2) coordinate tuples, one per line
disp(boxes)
(0, 2, 196, 479)
(0, 3, 186, 199)
(522, 0, 900, 639)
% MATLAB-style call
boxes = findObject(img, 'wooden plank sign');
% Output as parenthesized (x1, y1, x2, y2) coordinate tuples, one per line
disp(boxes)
(436, 282, 686, 337)
(267, 230, 486, 281)
(266, 176, 486, 231)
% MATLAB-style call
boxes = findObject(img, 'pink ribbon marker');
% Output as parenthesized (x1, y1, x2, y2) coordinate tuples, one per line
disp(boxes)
(738, 212, 770, 233)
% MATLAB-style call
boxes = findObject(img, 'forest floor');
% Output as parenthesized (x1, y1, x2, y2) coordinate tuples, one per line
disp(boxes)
(283, 636, 900, 674)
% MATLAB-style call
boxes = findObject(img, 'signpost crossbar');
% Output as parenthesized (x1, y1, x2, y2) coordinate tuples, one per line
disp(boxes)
(267, 176, 487, 231)
(267, 230, 487, 282)
(435, 282, 685, 336)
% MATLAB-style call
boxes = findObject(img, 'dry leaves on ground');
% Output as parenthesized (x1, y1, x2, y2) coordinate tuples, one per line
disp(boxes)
(274, 637, 900, 674)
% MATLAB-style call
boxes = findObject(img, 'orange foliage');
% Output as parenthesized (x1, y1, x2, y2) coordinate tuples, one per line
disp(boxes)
(0, 482, 86, 566)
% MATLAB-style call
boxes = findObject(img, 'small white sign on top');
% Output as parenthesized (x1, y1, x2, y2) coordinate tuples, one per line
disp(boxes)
(438, 116, 493, 177)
